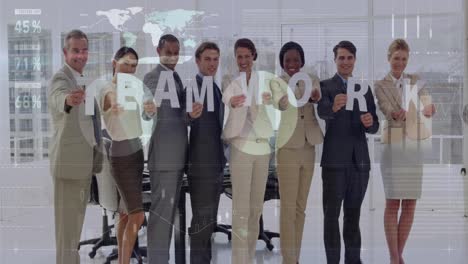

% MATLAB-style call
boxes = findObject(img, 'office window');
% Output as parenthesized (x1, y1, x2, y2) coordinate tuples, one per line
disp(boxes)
(40, 90, 47, 113)
(281, 22, 369, 79)
(41, 118, 49, 132)
(280, 2, 463, 164)
(19, 139, 33, 149)
(16, 91, 34, 114)
(373, 14, 463, 163)
(10, 119, 15, 132)
(374, 0, 462, 16)
(42, 137, 49, 149)
(7, 24, 53, 163)
(9, 87, 15, 114)
(19, 119, 33, 132)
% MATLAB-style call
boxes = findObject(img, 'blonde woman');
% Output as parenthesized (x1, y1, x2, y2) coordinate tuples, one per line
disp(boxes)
(375, 39, 435, 264)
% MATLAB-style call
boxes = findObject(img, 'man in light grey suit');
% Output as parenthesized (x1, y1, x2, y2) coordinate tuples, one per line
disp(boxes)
(143, 34, 202, 263)
(48, 29, 102, 264)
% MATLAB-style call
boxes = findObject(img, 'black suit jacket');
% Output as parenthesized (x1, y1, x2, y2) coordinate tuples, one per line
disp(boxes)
(187, 75, 226, 174)
(317, 74, 379, 171)
(142, 65, 188, 171)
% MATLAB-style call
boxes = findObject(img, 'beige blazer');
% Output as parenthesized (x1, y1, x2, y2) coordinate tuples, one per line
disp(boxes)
(374, 72, 432, 143)
(270, 73, 323, 149)
(222, 72, 274, 141)
(48, 65, 102, 180)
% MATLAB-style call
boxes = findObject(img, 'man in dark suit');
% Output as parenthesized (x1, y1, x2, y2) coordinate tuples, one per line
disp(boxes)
(186, 41, 226, 264)
(143, 34, 202, 264)
(317, 40, 379, 264)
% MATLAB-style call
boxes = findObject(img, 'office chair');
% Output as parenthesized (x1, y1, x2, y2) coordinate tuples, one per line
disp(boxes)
(215, 137, 281, 251)
(258, 169, 280, 251)
(78, 208, 117, 258)
(219, 168, 280, 251)
(214, 168, 234, 241)
(78, 137, 118, 258)
(79, 136, 151, 264)
(103, 169, 152, 264)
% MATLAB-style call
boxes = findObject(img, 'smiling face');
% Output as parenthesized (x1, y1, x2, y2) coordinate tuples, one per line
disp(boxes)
(334, 47, 355, 79)
(196, 48, 220, 77)
(113, 53, 138, 75)
(283, 49, 302, 76)
(235, 47, 254, 73)
(389, 49, 409, 79)
(157, 41, 180, 70)
(63, 37, 88, 74)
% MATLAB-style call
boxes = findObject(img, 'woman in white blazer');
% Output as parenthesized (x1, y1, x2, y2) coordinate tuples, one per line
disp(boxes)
(222, 38, 275, 264)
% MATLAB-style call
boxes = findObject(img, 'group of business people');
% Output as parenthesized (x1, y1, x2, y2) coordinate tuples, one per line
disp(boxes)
(48, 28, 435, 264)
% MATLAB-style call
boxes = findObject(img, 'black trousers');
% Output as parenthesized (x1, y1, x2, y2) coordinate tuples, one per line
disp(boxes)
(187, 167, 223, 264)
(322, 166, 369, 264)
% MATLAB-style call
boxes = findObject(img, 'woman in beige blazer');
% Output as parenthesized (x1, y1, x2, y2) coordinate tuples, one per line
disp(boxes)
(374, 39, 435, 264)
(222, 38, 275, 264)
(269, 41, 323, 264)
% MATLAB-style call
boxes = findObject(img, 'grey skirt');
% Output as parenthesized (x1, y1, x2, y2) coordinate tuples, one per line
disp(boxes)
(380, 139, 430, 199)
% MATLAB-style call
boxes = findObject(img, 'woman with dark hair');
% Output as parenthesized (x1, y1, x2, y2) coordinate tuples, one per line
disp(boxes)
(270, 41, 323, 264)
(222, 38, 275, 263)
(99, 47, 156, 264)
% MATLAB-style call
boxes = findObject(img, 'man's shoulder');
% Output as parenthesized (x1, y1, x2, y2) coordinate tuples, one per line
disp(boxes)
(320, 77, 340, 94)
(144, 66, 163, 79)
(52, 66, 69, 79)
(320, 76, 337, 86)
(50, 67, 72, 86)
